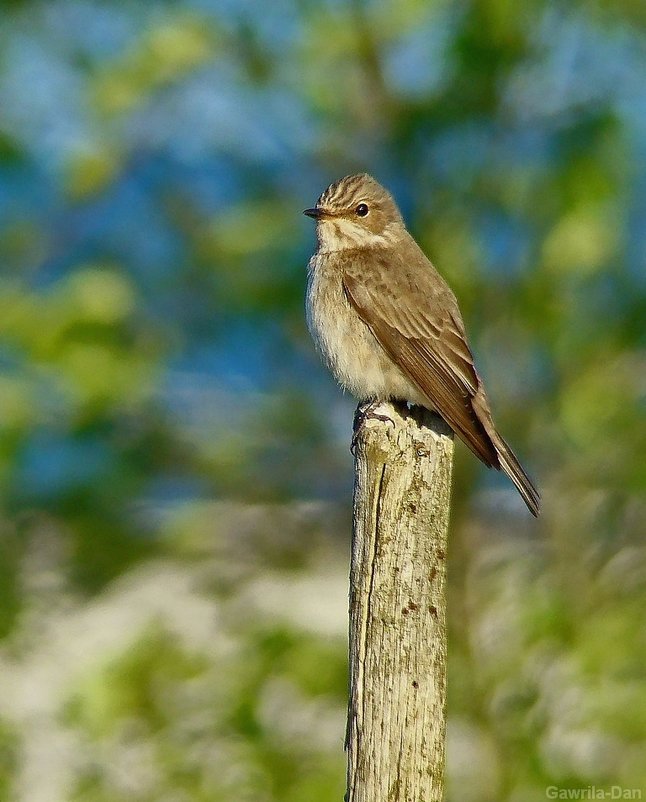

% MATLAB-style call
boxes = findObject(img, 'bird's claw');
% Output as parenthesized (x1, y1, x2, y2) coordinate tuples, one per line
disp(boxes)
(351, 401, 396, 454)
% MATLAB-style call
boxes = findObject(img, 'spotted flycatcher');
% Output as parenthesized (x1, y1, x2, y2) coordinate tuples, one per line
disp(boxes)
(304, 173, 540, 516)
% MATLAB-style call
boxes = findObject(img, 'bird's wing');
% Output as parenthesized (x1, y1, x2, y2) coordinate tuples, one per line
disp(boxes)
(341, 246, 499, 468)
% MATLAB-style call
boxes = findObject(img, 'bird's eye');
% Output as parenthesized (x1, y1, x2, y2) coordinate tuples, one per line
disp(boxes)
(355, 203, 369, 217)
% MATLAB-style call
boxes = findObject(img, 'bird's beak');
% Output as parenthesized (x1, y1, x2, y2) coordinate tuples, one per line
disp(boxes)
(303, 207, 325, 219)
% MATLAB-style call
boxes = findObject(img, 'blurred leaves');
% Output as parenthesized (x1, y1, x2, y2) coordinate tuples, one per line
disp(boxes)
(92, 15, 218, 116)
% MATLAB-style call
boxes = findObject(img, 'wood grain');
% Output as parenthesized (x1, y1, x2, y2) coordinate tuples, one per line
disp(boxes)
(347, 402, 454, 802)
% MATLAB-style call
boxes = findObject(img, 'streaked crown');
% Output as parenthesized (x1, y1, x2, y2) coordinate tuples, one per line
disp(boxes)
(304, 173, 406, 250)
(316, 173, 401, 221)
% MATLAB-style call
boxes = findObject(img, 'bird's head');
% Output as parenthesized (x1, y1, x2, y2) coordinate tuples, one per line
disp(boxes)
(304, 173, 404, 252)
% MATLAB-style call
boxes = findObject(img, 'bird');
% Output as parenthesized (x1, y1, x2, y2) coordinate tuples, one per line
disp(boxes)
(304, 173, 540, 517)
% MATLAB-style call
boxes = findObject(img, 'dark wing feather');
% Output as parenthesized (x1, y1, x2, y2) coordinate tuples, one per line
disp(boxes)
(342, 267, 498, 467)
(342, 241, 540, 516)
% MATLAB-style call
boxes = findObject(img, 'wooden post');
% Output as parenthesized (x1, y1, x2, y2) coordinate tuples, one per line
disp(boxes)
(346, 401, 454, 802)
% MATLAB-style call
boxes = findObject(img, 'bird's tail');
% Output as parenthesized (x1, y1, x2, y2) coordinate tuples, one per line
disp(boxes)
(494, 435, 540, 517)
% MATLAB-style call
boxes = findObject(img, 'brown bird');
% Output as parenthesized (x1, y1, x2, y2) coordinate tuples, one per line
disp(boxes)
(304, 173, 540, 516)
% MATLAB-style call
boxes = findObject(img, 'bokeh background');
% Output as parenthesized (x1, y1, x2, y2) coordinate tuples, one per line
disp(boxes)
(1, 1, 645, 800)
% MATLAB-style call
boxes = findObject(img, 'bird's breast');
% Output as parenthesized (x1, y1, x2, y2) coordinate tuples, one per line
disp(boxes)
(306, 252, 420, 402)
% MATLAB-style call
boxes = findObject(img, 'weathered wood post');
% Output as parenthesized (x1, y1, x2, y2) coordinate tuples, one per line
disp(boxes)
(346, 401, 454, 802)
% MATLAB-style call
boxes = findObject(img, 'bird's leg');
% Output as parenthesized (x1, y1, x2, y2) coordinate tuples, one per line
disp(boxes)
(351, 400, 396, 454)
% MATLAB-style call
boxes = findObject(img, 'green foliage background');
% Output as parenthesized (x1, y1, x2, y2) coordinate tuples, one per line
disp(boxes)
(0, 1, 645, 800)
